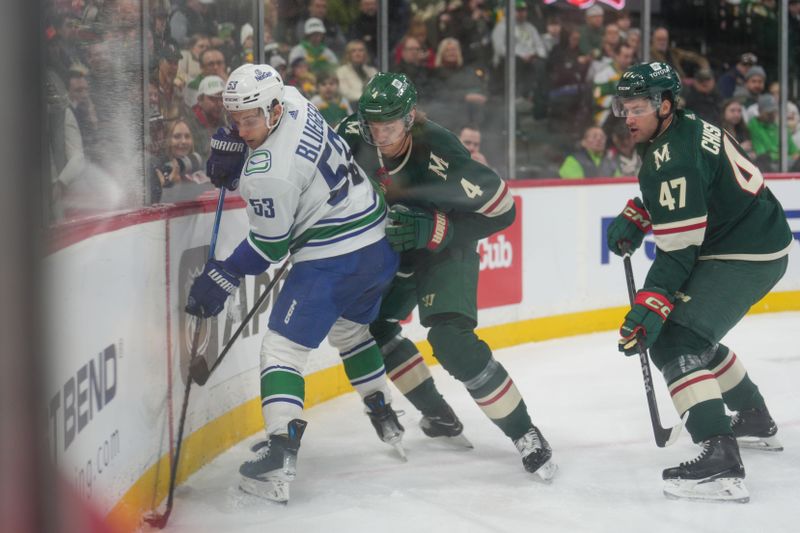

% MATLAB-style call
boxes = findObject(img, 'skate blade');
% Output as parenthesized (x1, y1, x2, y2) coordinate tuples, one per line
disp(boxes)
(392, 442, 408, 462)
(239, 476, 290, 504)
(532, 459, 558, 483)
(737, 435, 783, 452)
(439, 433, 474, 449)
(663, 476, 749, 503)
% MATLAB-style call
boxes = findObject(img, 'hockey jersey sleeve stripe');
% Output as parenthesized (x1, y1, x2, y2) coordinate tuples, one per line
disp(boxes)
(293, 194, 386, 248)
(477, 180, 514, 217)
(652, 220, 708, 235)
(248, 232, 290, 262)
(653, 227, 705, 252)
(651, 215, 708, 233)
(251, 227, 292, 242)
(316, 191, 378, 225)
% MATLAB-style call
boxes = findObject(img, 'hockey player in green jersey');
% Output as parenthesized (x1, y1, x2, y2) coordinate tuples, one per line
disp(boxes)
(337, 72, 556, 480)
(607, 62, 793, 502)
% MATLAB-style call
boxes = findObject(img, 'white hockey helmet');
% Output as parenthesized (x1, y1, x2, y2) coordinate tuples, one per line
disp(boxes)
(223, 64, 284, 129)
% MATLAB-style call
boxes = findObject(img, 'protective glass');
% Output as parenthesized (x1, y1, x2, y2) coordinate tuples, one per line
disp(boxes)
(611, 94, 662, 118)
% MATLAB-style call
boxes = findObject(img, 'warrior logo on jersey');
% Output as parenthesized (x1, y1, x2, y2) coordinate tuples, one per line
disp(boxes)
(428, 153, 449, 180)
(654, 143, 671, 170)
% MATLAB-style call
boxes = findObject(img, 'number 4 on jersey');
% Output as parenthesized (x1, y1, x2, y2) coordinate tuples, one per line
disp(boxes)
(460, 178, 483, 199)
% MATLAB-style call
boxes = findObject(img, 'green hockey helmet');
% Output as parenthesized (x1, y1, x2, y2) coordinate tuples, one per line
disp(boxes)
(611, 62, 682, 118)
(357, 72, 417, 146)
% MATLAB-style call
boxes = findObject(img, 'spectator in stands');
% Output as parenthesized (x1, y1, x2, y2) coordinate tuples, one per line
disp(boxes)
(311, 71, 352, 127)
(626, 28, 642, 62)
(177, 34, 210, 87)
(295, 0, 347, 57)
(393, 36, 433, 98)
(491, 1, 548, 116)
(453, 0, 494, 67)
(270, 55, 288, 81)
(717, 52, 758, 99)
(683, 68, 723, 125)
(559, 126, 617, 179)
(399, 16, 436, 69)
(155, 118, 211, 203)
(184, 48, 228, 106)
(150, 6, 171, 54)
(286, 57, 317, 99)
(600, 23, 621, 62)
(579, 5, 605, 59)
(747, 81, 800, 129)
(616, 10, 633, 42)
(156, 43, 190, 130)
(459, 125, 489, 166)
(289, 18, 339, 77)
(609, 121, 641, 176)
(546, 28, 592, 132)
(336, 40, 378, 108)
(542, 16, 562, 56)
(169, 0, 218, 48)
(189, 75, 227, 159)
(428, 38, 489, 130)
(720, 99, 754, 158)
(349, 0, 379, 60)
(66, 66, 100, 162)
(649, 27, 709, 79)
(592, 43, 635, 127)
(734, 65, 766, 110)
(747, 94, 799, 171)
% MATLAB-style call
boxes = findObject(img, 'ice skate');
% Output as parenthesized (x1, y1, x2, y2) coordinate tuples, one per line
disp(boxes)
(514, 426, 557, 482)
(732, 408, 783, 451)
(239, 419, 307, 503)
(364, 391, 407, 461)
(420, 404, 473, 449)
(662, 434, 749, 503)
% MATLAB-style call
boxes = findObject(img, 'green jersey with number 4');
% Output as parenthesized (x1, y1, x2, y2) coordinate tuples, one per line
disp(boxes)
(336, 115, 516, 249)
(638, 109, 793, 295)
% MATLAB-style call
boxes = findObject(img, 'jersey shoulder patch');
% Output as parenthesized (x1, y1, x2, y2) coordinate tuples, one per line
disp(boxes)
(244, 149, 272, 176)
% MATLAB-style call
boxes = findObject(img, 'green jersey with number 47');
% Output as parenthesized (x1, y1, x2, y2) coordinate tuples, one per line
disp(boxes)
(336, 115, 515, 248)
(639, 109, 793, 294)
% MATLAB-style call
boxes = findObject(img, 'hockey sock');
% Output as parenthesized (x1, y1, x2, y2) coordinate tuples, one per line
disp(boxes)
(428, 315, 533, 440)
(341, 342, 392, 400)
(707, 344, 766, 412)
(381, 335, 447, 417)
(666, 367, 731, 443)
(261, 365, 305, 435)
(685, 399, 733, 443)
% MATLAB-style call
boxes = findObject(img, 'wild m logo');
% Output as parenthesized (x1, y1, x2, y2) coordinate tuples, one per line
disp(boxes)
(653, 143, 670, 170)
(428, 153, 449, 180)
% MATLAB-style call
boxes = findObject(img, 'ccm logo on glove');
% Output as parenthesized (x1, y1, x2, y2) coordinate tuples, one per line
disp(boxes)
(635, 291, 673, 319)
(622, 199, 652, 231)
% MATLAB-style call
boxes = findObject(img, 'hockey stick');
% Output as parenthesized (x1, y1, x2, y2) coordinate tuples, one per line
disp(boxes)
(144, 189, 227, 528)
(622, 252, 684, 448)
(189, 259, 290, 385)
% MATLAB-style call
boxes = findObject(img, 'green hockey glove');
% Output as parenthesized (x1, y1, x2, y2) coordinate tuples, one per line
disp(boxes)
(607, 197, 651, 257)
(619, 288, 674, 355)
(386, 204, 453, 253)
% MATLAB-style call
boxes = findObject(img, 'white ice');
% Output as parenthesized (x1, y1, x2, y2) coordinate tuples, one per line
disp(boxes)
(154, 312, 800, 533)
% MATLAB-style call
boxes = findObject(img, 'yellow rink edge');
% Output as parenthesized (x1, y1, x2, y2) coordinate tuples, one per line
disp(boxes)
(107, 290, 799, 531)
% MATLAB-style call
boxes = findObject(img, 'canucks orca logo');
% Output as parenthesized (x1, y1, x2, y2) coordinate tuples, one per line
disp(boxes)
(254, 69, 273, 81)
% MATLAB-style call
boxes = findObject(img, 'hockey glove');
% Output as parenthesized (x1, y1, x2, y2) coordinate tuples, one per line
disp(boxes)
(619, 288, 674, 355)
(386, 204, 453, 253)
(185, 260, 241, 318)
(607, 197, 651, 257)
(207, 126, 247, 191)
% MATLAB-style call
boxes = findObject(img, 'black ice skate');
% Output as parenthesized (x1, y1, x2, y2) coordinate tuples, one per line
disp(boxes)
(662, 434, 749, 503)
(364, 391, 407, 461)
(420, 403, 473, 449)
(514, 426, 557, 482)
(239, 419, 307, 503)
(732, 407, 783, 451)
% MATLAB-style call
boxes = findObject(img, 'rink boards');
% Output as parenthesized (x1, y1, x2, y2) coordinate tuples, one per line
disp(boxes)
(42, 177, 800, 530)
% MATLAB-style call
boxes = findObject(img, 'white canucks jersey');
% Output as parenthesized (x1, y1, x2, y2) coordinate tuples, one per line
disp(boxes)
(238, 86, 386, 264)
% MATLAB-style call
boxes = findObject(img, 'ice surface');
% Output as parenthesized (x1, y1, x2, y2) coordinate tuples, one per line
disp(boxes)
(151, 312, 800, 533)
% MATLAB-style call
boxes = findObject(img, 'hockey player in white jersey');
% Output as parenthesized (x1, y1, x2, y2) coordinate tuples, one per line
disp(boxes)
(185, 63, 403, 503)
